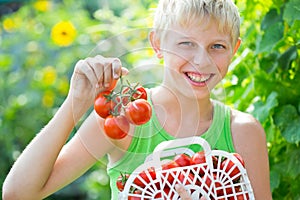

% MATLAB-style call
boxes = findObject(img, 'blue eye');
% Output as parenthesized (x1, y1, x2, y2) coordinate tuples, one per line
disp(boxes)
(179, 41, 196, 47)
(212, 44, 226, 49)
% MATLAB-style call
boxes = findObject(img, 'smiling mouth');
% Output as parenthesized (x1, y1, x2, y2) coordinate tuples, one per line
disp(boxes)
(185, 72, 213, 84)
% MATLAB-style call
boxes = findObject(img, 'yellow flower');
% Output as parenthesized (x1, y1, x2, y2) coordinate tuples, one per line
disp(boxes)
(3, 18, 16, 32)
(42, 66, 57, 86)
(51, 21, 76, 46)
(34, 0, 51, 12)
(42, 90, 55, 107)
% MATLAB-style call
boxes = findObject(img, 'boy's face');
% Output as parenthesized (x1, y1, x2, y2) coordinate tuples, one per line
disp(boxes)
(156, 18, 239, 99)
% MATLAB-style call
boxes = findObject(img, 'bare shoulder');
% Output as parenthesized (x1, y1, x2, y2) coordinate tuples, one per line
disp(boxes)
(230, 109, 266, 152)
(231, 108, 263, 129)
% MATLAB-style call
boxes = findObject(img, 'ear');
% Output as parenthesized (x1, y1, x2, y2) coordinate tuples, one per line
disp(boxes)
(149, 31, 163, 59)
(233, 38, 242, 55)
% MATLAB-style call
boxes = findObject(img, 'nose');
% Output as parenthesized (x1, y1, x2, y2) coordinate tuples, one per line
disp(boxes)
(192, 47, 213, 68)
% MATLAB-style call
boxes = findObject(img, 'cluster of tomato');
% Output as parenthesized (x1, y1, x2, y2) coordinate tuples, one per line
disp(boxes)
(117, 151, 250, 200)
(94, 79, 152, 140)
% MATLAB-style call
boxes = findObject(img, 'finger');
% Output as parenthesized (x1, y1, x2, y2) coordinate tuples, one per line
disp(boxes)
(112, 58, 122, 79)
(103, 60, 113, 88)
(86, 57, 104, 88)
(76, 60, 98, 87)
(121, 67, 129, 77)
(175, 184, 192, 200)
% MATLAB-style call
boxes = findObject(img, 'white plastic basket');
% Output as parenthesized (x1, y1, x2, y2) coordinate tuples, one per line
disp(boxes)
(118, 137, 254, 200)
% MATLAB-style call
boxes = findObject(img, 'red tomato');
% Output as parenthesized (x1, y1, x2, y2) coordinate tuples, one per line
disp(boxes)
(106, 79, 118, 91)
(214, 179, 223, 195)
(162, 160, 180, 170)
(221, 153, 244, 181)
(233, 153, 245, 167)
(191, 151, 206, 165)
(154, 192, 162, 199)
(103, 115, 129, 139)
(128, 189, 142, 200)
(125, 99, 152, 125)
(133, 167, 156, 187)
(190, 151, 207, 176)
(160, 187, 173, 199)
(162, 161, 179, 184)
(94, 91, 113, 118)
(178, 172, 195, 185)
(202, 173, 220, 193)
(116, 173, 129, 192)
(228, 192, 249, 200)
(221, 186, 241, 196)
(123, 86, 147, 101)
(174, 153, 191, 167)
(134, 86, 147, 100)
(212, 155, 219, 169)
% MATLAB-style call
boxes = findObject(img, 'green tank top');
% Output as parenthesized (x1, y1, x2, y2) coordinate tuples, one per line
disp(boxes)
(106, 96, 235, 200)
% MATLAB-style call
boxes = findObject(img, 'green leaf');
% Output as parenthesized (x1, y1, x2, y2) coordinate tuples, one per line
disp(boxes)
(274, 105, 298, 127)
(282, 119, 300, 144)
(270, 170, 280, 191)
(277, 45, 298, 70)
(252, 92, 278, 123)
(283, 0, 300, 26)
(287, 148, 300, 178)
(259, 52, 279, 73)
(256, 22, 284, 54)
(274, 105, 300, 143)
(261, 9, 282, 31)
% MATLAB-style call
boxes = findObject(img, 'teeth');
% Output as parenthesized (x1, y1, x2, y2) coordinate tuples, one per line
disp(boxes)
(186, 72, 211, 82)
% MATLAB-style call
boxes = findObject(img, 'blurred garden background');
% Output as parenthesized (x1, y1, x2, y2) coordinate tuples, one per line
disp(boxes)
(0, 0, 299, 199)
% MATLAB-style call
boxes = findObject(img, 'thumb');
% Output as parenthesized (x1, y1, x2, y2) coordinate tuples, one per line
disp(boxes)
(121, 67, 129, 77)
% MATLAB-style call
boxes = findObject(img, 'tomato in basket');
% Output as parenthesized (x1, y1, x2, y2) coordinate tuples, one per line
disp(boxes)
(162, 160, 180, 184)
(190, 151, 206, 165)
(190, 151, 208, 176)
(202, 173, 221, 194)
(174, 153, 191, 167)
(178, 172, 195, 185)
(221, 153, 245, 181)
(133, 167, 156, 187)
(229, 192, 249, 200)
(154, 187, 173, 199)
(128, 189, 142, 200)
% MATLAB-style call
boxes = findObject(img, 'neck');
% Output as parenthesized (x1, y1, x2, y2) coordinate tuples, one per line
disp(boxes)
(151, 86, 214, 137)
(153, 86, 213, 117)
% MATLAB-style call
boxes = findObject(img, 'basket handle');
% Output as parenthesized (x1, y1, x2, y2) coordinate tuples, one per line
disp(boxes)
(152, 137, 212, 166)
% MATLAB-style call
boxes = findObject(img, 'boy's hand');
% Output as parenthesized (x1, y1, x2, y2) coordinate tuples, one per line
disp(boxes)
(68, 55, 128, 118)
(175, 184, 207, 200)
(175, 184, 192, 200)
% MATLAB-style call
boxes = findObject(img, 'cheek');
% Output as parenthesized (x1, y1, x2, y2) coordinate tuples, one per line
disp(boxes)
(214, 55, 231, 75)
(164, 51, 190, 68)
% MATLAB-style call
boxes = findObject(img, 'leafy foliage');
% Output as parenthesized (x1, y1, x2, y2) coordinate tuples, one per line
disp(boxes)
(0, 0, 299, 199)
(228, 0, 300, 198)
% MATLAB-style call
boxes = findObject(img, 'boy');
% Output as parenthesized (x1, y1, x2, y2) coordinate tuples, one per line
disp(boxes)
(3, 0, 272, 199)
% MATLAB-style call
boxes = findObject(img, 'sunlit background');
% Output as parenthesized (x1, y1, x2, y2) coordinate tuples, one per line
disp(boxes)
(1, 0, 299, 199)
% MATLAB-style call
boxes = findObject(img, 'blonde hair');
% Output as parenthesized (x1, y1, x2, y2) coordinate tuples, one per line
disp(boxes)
(153, 0, 240, 45)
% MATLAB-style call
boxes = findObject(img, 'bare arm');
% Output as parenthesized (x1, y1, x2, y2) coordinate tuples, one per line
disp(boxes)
(2, 55, 128, 200)
(231, 110, 272, 200)
(2, 98, 97, 200)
